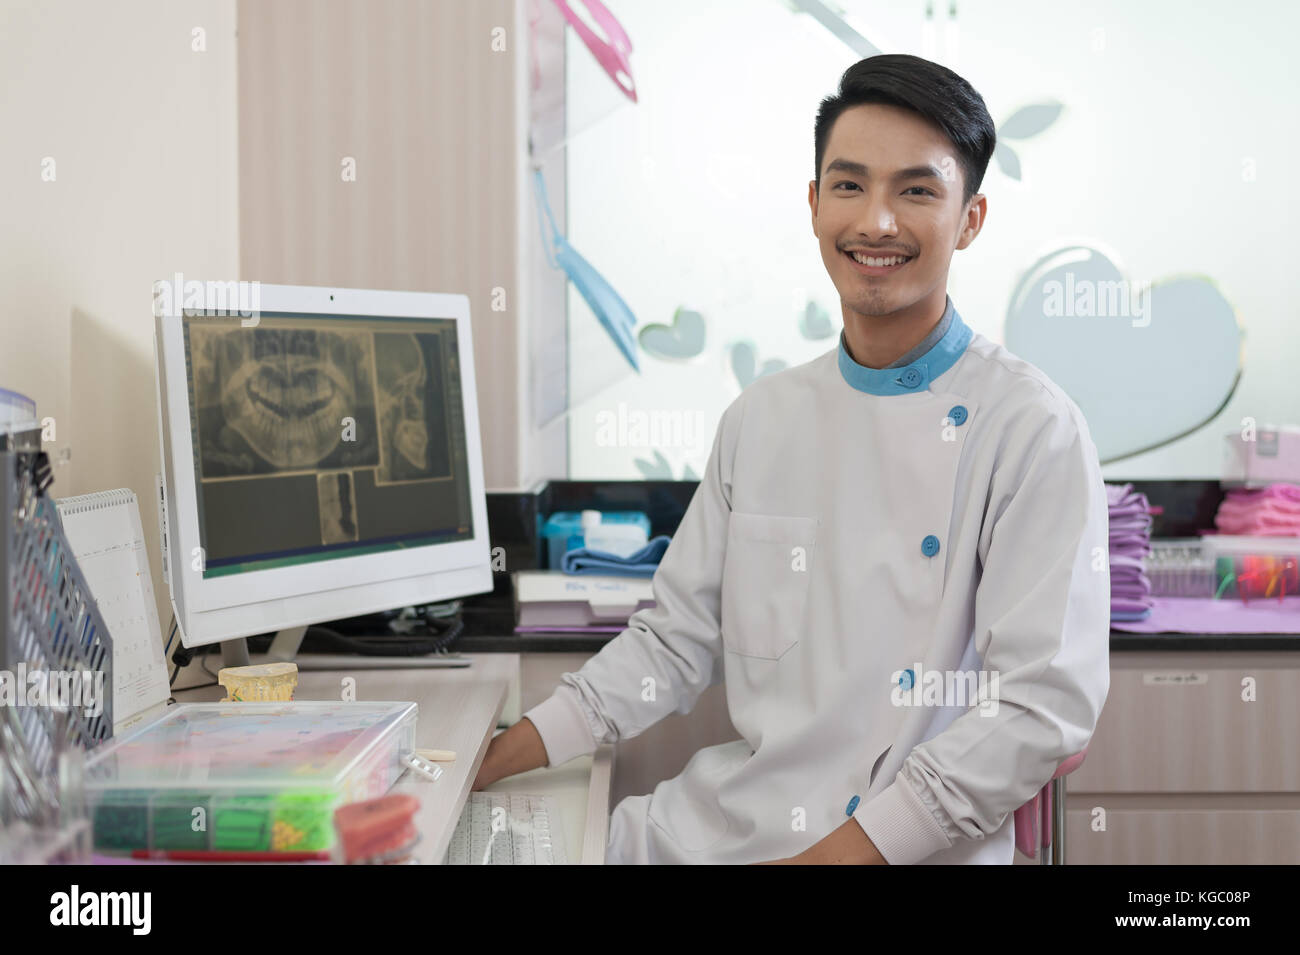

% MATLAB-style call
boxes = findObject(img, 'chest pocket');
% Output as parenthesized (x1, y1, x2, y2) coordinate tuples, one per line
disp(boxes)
(720, 512, 818, 660)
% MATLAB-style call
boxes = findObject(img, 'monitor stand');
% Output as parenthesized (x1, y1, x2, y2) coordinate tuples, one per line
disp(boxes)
(219, 626, 308, 668)
(218, 625, 469, 670)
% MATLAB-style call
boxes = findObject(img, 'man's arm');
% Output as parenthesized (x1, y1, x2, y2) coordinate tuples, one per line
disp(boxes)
(758, 819, 888, 865)
(475, 398, 745, 787)
(846, 398, 1111, 865)
(473, 716, 548, 789)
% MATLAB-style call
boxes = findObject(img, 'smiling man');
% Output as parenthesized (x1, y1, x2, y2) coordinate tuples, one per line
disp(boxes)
(475, 54, 1111, 865)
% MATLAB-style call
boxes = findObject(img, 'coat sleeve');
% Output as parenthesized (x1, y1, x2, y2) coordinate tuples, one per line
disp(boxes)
(851, 395, 1112, 865)
(521, 397, 744, 767)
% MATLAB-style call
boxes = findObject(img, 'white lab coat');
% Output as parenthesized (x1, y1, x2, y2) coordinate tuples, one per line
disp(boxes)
(525, 301, 1111, 864)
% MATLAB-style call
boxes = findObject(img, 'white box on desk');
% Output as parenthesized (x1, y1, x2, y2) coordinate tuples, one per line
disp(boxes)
(514, 570, 655, 628)
(1223, 425, 1300, 486)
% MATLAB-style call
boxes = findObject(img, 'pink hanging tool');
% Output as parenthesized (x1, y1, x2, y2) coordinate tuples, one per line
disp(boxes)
(549, 0, 637, 102)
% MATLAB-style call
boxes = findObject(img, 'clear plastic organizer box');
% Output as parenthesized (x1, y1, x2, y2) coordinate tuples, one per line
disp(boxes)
(85, 701, 417, 853)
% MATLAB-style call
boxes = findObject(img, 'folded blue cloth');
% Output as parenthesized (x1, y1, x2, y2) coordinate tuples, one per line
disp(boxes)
(1110, 608, 1153, 622)
(560, 535, 671, 577)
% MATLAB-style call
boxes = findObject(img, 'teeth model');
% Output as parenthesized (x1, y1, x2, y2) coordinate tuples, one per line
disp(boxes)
(221, 343, 356, 468)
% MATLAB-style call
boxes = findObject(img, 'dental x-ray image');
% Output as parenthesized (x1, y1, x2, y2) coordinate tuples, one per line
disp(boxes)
(317, 471, 359, 544)
(188, 323, 380, 477)
(374, 331, 453, 483)
(183, 314, 474, 574)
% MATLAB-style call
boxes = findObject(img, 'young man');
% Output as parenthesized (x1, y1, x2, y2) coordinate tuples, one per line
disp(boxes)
(475, 54, 1111, 865)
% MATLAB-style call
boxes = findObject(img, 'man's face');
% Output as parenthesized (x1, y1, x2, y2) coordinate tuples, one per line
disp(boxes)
(809, 103, 983, 319)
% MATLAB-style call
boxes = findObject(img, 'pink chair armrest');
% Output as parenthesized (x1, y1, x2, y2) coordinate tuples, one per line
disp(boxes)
(1013, 800, 1040, 857)
(1053, 749, 1088, 779)
(1013, 747, 1089, 857)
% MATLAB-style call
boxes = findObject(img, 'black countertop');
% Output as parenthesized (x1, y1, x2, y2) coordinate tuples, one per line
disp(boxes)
(1105, 631, 1300, 651)
(446, 630, 1300, 654)
(452, 482, 1300, 654)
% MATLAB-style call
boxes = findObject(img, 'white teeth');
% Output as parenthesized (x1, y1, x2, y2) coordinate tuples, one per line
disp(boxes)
(850, 252, 910, 267)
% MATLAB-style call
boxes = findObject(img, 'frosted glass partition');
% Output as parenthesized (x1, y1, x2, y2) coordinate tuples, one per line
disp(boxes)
(559, 0, 1299, 480)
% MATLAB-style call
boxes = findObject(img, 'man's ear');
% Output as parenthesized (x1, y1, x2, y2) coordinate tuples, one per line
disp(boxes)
(808, 179, 819, 236)
(955, 193, 987, 251)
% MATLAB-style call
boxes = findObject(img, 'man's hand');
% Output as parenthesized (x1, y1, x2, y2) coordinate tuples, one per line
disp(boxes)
(472, 717, 549, 790)
(754, 819, 889, 865)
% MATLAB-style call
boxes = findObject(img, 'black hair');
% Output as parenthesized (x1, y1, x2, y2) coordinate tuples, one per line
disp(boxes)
(814, 54, 996, 208)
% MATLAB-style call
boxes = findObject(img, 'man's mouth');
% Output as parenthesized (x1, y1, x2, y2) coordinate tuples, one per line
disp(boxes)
(842, 249, 914, 275)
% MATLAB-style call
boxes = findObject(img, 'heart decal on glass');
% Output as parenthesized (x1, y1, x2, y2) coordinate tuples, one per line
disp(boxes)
(1004, 244, 1242, 463)
(638, 306, 706, 360)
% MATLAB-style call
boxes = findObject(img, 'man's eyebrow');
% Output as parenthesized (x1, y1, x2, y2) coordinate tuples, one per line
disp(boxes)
(823, 158, 948, 182)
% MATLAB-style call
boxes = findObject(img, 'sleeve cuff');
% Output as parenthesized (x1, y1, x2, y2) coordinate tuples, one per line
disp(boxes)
(852, 772, 954, 866)
(522, 689, 600, 767)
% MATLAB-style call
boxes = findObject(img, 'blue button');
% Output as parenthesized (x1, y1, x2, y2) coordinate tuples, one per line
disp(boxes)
(899, 668, 915, 691)
(921, 535, 940, 557)
(947, 404, 968, 426)
(899, 368, 922, 388)
(846, 795, 860, 816)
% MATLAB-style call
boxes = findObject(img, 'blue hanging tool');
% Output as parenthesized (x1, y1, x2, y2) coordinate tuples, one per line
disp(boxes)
(532, 167, 640, 372)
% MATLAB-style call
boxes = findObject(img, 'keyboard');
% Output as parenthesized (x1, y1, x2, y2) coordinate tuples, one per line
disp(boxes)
(443, 792, 568, 864)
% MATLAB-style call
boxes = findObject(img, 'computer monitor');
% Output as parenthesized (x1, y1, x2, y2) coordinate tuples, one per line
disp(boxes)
(152, 281, 493, 656)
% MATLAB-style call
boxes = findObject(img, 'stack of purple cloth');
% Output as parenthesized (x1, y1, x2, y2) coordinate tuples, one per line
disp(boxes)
(1214, 483, 1300, 536)
(1107, 483, 1154, 621)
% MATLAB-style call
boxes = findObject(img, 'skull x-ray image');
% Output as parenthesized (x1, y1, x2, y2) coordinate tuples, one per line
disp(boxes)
(188, 324, 379, 477)
(186, 316, 473, 570)
(375, 332, 451, 483)
(317, 471, 359, 544)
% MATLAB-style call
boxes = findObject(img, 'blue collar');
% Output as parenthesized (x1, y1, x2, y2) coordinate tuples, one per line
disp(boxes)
(837, 300, 973, 396)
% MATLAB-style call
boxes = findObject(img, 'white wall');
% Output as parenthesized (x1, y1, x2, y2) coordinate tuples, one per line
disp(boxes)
(2, 0, 562, 649)
(235, 0, 541, 490)
(0, 0, 239, 631)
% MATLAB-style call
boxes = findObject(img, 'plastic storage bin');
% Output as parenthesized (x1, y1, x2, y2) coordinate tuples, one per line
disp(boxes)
(541, 510, 650, 568)
(1145, 539, 1216, 597)
(1223, 426, 1300, 486)
(1201, 535, 1300, 600)
(85, 701, 417, 853)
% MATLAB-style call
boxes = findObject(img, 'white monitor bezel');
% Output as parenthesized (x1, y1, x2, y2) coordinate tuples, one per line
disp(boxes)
(154, 281, 493, 648)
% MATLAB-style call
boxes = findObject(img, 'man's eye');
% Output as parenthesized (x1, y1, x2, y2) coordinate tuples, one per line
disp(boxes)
(834, 182, 933, 196)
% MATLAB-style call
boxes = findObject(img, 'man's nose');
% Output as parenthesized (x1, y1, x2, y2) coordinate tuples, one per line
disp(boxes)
(854, 187, 898, 236)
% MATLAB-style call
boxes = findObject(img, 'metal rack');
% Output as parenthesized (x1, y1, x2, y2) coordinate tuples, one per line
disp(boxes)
(1, 427, 112, 861)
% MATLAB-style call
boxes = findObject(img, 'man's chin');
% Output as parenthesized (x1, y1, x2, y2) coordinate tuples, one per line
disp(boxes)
(843, 295, 902, 320)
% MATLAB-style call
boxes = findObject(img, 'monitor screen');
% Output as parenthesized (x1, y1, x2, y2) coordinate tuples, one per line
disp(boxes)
(181, 311, 475, 578)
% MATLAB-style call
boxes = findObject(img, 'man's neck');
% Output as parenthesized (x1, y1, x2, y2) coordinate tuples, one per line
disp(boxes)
(841, 290, 949, 369)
